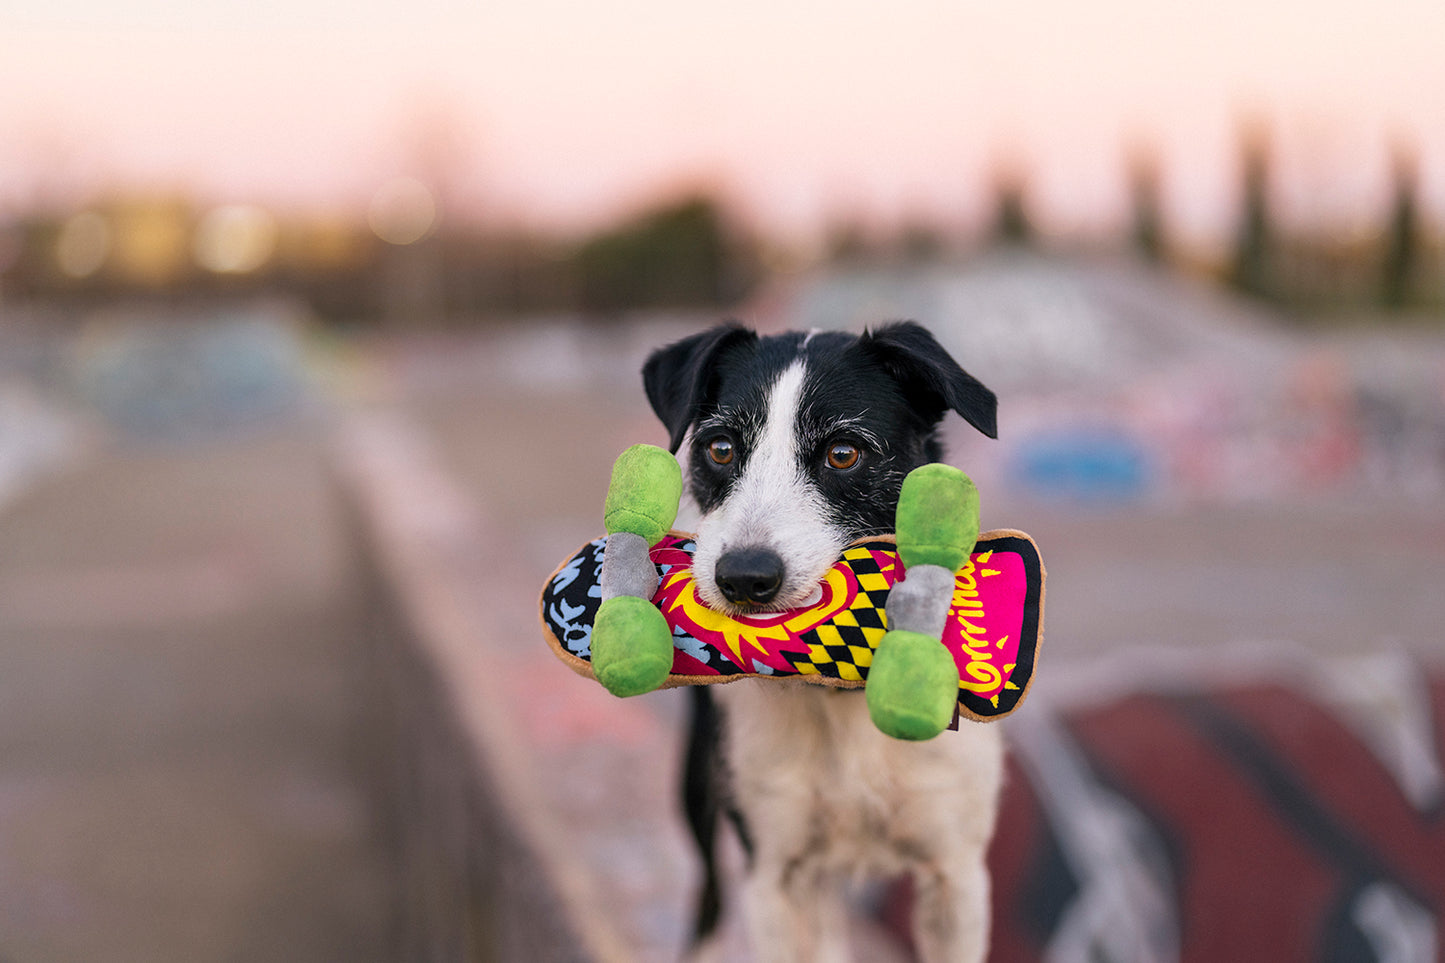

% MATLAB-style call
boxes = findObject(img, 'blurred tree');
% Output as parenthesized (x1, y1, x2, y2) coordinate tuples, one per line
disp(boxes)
(989, 167, 1034, 247)
(1380, 143, 1420, 310)
(573, 195, 746, 313)
(1229, 122, 1274, 298)
(898, 221, 947, 263)
(825, 220, 873, 263)
(1128, 145, 1168, 265)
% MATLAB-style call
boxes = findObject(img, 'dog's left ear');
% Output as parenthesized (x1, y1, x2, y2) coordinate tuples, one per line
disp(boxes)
(860, 321, 998, 438)
(643, 322, 759, 453)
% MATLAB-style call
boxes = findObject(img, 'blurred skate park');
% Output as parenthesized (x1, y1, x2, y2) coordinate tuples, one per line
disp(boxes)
(4, 2, 1445, 961)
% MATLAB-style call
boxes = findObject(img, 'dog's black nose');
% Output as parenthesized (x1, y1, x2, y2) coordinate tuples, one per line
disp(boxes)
(715, 548, 784, 605)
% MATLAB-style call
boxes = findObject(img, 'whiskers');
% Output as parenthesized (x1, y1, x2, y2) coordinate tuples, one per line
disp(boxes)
(845, 525, 897, 541)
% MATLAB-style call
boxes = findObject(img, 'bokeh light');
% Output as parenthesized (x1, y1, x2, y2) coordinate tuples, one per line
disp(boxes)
(109, 201, 190, 287)
(193, 204, 279, 274)
(367, 177, 437, 246)
(55, 211, 112, 279)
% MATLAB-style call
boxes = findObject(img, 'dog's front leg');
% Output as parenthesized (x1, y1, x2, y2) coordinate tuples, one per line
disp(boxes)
(910, 853, 991, 963)
(740, 857, 851, 963)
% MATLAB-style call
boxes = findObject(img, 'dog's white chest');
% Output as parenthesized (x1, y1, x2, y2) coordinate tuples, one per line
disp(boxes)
(716, 682, 1003, 879)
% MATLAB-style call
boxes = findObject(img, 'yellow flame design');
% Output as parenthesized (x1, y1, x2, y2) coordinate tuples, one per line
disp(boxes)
(661, 571, 790, 668)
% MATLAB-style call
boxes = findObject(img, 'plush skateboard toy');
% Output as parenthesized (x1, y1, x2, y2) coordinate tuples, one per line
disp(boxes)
(543, 445, 1044, 740)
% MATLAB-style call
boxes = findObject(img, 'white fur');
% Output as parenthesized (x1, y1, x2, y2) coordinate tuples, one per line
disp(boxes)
(712, 683, 1003, 963)
(690, 360, 851, 613)
(686, 351, 1005, 962)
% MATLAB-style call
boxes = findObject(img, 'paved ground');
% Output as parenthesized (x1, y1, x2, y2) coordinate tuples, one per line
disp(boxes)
(2, 308, 1440, 962)
(0, 423, 397, 963)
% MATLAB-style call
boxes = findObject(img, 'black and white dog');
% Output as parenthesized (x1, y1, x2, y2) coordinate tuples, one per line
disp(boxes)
(642, 321, 1004, 963)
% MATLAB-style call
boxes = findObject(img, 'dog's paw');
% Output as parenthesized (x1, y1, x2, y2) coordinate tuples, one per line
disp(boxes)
(865, 629, 957, 740)
(591, 595, 674, 697)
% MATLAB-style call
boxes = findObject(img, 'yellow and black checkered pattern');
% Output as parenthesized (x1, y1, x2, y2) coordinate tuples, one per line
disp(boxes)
(788, 544, 894, 682)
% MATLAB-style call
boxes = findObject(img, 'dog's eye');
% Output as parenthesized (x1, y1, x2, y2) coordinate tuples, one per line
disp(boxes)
(826, 443, 860, 471)
(707, 438, 735, 466)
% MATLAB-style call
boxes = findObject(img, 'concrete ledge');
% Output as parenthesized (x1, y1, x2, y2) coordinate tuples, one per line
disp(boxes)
(334, 413, 633, 963)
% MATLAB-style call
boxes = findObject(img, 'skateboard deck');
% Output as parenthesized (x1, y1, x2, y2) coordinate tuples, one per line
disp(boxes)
(540, 529, 1045, 722)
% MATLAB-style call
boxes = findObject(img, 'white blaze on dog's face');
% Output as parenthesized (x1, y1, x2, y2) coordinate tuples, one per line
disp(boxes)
(642, 322, 999, 617)
(689, 359, 848, 612)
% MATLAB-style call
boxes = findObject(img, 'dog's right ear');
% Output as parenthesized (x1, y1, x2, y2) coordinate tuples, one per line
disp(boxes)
(643, 322, 758, 453)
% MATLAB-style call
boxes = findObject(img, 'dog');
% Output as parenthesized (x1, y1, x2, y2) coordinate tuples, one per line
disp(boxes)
(641, 321, 1004, 963)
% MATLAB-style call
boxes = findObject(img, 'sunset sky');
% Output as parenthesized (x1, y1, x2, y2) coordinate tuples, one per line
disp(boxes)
(3, 0, 1443, 248)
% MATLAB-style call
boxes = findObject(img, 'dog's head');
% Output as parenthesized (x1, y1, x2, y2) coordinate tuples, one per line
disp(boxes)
(643, 322, 996, 615)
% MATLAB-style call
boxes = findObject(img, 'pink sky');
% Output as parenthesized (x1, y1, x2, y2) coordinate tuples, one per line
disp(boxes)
(3, 0, 1443, 248)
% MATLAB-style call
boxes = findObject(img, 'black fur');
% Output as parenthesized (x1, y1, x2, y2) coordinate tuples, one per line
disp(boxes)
(642, 322, 759, 453)
(643, 321, 997, 948)
(681, 686, 724, 939)
(648, 322, 996, 539)
(858, 322, 998, 440)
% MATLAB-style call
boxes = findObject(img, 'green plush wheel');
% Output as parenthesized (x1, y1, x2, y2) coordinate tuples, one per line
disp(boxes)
(591, 595, 674, 697)
(895, 464, 979, 573)
(865, 629, 959, 740)
(603, 444, 682, 547)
